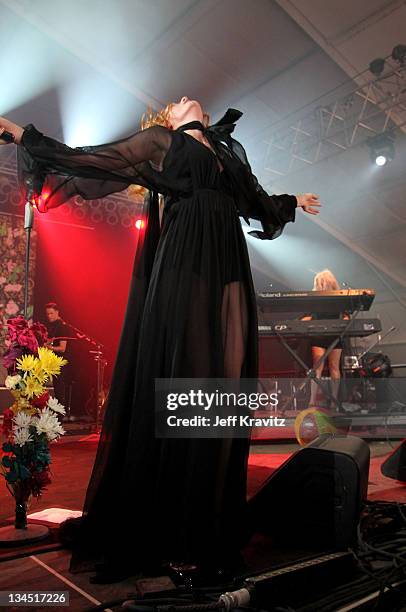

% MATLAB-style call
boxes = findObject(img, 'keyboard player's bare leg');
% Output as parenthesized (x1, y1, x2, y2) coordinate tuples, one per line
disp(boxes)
(328, 349, 342, 410)
(309, 346, 342, 408)
(309, 346, 326, 406)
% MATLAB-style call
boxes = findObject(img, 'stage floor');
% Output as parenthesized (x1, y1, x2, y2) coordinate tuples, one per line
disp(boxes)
(1, 436, 405, 526)
(0, 437, 405, 610)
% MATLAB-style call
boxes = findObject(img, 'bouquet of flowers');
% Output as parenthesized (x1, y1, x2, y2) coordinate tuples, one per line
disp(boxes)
(1, 316, 68, 527)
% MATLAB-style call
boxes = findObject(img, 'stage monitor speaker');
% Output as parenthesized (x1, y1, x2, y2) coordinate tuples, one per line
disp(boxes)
(249, 434, 370, 549)
(381, 440, 406, 482)
(258, 336, 311, 377)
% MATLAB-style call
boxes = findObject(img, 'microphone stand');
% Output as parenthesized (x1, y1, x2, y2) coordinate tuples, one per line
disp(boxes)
(62, 321, 106, 433)
(358, 325, 396, 361)
(61, 320, 103, 349)
(23, 198, 35, 319)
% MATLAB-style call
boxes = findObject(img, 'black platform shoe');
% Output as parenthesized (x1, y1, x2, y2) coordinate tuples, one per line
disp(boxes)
(162, 554, 246, 589)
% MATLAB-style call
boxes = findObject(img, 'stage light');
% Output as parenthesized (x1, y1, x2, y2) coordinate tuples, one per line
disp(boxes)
(367, 132, 395, 167)
(60, 75, 144, 147)
(369, 58, 385, 76)
(32, 189, 51, 212)
(375, 154, 387, 167)
(392, 44, 406, 65)
(135, 218, 145, 230)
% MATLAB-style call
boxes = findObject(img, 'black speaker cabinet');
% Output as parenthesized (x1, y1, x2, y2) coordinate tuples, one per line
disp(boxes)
(258, 336, 311, 377)
(381, 440, 406, 482)
(249, 434, 370, 549)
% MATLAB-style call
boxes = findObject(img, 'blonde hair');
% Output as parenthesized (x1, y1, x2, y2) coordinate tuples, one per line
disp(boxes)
(128, 102, 210, 199)
(140, 103, 174, 130)
(127, 104, 174, 199)
(140, 103, 210, 130)
(313, 269, 340, 291)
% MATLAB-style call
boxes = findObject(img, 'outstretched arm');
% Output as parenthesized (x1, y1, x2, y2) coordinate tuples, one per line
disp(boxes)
(246, 178, 322, 240)
(223, 134, 322, 239)
(0, 116, 173, 209)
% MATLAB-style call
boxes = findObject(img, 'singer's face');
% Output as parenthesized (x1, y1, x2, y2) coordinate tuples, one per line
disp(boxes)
(46, 308, 59, 322)
(167, 96, 204, 129)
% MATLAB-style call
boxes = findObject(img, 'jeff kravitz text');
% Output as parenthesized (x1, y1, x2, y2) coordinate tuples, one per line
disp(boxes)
(166, 414, 286, 427)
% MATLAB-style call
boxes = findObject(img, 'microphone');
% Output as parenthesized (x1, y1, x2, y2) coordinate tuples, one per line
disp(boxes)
(0, 130, 15, 144)
(24, 200, 34, 229)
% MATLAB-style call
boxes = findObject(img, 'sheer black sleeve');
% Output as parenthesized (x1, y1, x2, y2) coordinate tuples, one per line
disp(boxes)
(17, 124, 173, 209)
(220, 135, 297, 240)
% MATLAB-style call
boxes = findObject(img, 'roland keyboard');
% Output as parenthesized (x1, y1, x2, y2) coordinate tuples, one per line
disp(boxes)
(258, 318, 382, 338)
(257, 289, 375, 314)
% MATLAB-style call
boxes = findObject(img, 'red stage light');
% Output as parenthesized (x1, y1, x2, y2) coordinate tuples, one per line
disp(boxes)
(135, 218, 145, 230)
(35, 190, 51, 212)
(29, 189, 51, 211)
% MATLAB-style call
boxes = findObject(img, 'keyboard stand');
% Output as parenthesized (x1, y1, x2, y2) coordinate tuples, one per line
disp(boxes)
(273, 310, 361, 412)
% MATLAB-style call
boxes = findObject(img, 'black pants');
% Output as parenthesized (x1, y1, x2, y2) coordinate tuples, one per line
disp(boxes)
(53, 367, 72, 412)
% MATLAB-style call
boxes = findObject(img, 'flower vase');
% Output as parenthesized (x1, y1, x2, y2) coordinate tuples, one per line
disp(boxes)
(0, 486, 49, 544)
(15, 497, 28, 530)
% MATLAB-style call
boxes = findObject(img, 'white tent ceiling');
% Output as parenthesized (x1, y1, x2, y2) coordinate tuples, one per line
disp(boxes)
(1, 0, 405, 353)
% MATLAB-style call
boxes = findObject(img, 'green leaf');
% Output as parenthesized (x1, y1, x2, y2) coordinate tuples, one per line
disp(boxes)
(19, 465, 30, 479)
(2, 456, 12, 468)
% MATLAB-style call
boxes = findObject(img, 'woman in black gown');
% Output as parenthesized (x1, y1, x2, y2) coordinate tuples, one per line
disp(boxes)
(0, 99, 320, 581)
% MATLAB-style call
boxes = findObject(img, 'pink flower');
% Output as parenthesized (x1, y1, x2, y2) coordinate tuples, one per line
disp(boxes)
(5, 301, 19, 316)
(7, 316, 28, 342)
(7, 316, 28, 330)
(4, 284, 22, 293)
(16, 329, 38, 353)
(3, 345, 24, 371)
(31, 322, 49, 346)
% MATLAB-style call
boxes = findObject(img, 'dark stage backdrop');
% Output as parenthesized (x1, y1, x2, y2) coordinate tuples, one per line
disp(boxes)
(33, 208, 139, 414)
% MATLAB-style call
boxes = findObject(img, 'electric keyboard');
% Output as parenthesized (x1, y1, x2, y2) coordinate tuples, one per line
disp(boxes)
(257, 289, 375, 314)
(258, 318, 382, 338)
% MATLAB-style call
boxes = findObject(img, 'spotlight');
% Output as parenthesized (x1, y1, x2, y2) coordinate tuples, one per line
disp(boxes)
(135, 218, 145, 230)
(367, 132, 395, 167)
(369, 58, 385, 76)
(391, 44, 406, 65)
(375, 154, 387, 166)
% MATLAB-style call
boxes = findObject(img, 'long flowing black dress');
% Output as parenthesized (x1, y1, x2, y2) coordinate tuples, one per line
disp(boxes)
(17, 109, 297, 573)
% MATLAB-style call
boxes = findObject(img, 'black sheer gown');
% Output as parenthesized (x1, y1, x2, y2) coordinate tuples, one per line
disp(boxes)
(17, 109, 297, 574)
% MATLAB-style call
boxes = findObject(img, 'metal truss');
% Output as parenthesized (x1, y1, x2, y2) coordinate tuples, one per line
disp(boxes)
(259, 55, 406, 181)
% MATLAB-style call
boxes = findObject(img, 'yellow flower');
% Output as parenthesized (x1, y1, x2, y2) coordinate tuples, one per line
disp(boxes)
(23, 375, 45, 399)
(32, 361, 49, 384)
(16, 354, 39, 373)
(37, 347, 67, 379)
(16, 397, 31, 411)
